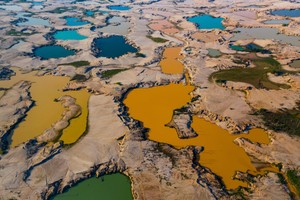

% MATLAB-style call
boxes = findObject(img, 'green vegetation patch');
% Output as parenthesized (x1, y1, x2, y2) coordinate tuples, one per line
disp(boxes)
(100, 69, 128, 79)
(58, 61, 90, 68)
(70, 74, 87, 82)
(254, 107, 300, 136)
(146, 35, 168, 43)
(135, 53, 146, 58)
(6, 29, 34, 36)
(210, 56, 290, 90)
(287, 170, 300, 196)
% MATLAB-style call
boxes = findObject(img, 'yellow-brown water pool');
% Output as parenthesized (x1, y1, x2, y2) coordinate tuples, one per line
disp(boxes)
(159, 47, 184, 74)
(0, 68, 90, 147)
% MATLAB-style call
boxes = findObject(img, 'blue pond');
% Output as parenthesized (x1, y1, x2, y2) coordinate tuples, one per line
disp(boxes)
(53, 30, 87, 40)
(107, 5, 131, 11)
(271, 9, 300, 17)
(32, 1, 43, 5)
(187, 14, 225, 30)
(33, 45, 75, 59)
(263, 19, 291, 24)
(93, 35, 137, 58)
(65, 17, 89, 26)
(17, 17, 50, 26)
(85, 10, 94, 16)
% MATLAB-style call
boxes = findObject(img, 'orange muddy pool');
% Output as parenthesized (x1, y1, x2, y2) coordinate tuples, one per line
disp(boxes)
(124, 83, 273, 189)
(159, 47, 184, 74)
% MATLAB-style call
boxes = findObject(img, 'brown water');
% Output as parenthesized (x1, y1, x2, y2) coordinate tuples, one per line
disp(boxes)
(124, 83, 272, 189)
(159, 47, 184, 74)
(0, 68, 90, 147)
(59, 91, 90, 145)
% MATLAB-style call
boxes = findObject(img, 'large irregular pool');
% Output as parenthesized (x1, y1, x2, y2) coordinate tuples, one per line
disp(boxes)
(187, 14, 225, 30)
(231, 27, 300, 46)
(92, 35, 137, 58)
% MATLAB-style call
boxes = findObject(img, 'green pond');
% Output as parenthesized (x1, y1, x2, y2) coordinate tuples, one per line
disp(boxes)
(207, 48, 221, 57)
(52, 173, 133, 200)
(290, 59, 300, 68)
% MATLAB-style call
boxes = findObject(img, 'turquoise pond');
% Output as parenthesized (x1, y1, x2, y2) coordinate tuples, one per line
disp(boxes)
(271, 9, 300, 17)
(187, 14, 225, 30)
(33, 45, 75, 59)
(93, 35, 137, 58)
(107, 5, 131, 11)
(53, 30, 87, 40)
(65, 17, 89, 26)
(51, 174, 133, 200)
(32, 1, 43, 5)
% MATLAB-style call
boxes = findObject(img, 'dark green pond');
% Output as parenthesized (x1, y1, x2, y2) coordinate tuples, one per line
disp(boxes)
(92, 35, 137, 58)
(33, 45, 75, 59)
(52, 173, 133, 200)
